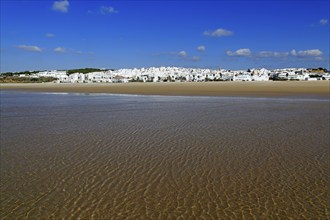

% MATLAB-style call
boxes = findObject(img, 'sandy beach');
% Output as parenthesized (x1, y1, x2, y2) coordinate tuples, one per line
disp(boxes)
(1, 81, 329, 98)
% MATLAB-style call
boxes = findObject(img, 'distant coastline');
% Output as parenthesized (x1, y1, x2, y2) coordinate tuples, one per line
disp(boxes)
(1, 67, 329, 84)
(1, 81, 329, 98)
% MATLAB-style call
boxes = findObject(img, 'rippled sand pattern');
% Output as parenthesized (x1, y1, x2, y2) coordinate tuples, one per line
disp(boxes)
(1, 92, 329, 219)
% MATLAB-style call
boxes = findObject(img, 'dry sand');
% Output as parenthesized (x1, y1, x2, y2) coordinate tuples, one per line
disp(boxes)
(1, 81, 329, 98)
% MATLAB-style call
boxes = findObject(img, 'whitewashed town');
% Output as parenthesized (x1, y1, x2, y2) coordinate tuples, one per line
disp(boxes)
(7, 67, 330, 83)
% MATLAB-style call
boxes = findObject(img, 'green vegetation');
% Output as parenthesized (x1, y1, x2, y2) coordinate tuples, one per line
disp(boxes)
(0, 76, 57, 83)
(67, 68, 113, 75)
(0, 68, 115, 76)
(307, 68, 328, 73)
(0, 70, 42, 77)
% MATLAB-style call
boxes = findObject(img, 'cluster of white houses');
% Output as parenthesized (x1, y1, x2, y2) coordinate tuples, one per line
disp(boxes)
(18, 67, 330, 83)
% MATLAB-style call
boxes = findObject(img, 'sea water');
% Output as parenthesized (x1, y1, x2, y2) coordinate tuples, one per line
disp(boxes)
(1, 91, 329, 219)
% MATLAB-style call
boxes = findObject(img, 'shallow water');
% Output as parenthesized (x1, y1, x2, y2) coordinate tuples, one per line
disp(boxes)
(1, 92, 329, 219)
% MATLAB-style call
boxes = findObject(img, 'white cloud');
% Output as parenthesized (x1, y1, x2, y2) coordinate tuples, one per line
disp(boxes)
(197, 45, 206, 52)
(178, 51, 187, 58)
(291, 49, 323, 57)
(54, 47, 66, 53)
(257, 51, 289, 58)
(52, 0, 69, 13)
(320, 19, 328, 25)
(100, 6, 118, 14)
(204, 28, 233, 37)
(226, 48, 251, 57)
(225, 48, 324, 59)
(290, 49, 297, 56)
(17, 45, 42, 52)
(46, 33, 55, 38)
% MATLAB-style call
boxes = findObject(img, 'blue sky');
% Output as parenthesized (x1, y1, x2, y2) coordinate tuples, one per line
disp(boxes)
(1, 0, 329, 72)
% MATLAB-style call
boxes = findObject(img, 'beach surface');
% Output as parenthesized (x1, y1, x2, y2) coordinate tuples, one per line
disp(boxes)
(1, 81, 329, 98)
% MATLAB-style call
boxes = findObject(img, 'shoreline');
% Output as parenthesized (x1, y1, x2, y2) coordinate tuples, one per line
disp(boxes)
(1, 81, 329, 98)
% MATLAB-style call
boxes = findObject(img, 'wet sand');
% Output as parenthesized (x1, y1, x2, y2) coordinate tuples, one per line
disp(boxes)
(1, 81, 329, 97)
